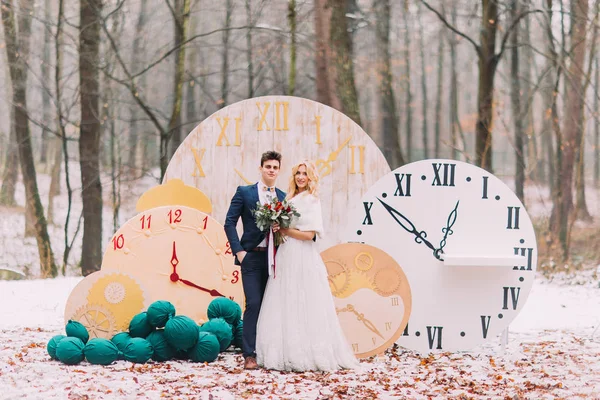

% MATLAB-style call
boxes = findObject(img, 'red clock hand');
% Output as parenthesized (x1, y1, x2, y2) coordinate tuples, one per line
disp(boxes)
(178, 278, 225, 297)
(169, 241, 180, 282)
(168, 241, 226, 297)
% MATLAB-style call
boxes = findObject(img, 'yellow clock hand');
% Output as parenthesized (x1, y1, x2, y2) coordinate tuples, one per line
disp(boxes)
(316, 137, 352, 178)
(336, 304, 385, 339)
(234, 168, 252, 184)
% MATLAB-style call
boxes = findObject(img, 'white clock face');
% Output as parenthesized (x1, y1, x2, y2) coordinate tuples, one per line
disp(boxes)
(343, 159, 537, 353)
(163, 95, 390, 250)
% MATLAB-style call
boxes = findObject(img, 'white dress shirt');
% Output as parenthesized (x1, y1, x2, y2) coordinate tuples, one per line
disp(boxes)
(257, 181, 276, 247)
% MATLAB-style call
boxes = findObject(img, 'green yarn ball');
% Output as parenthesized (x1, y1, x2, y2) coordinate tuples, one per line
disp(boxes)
(207, 297, 242, 326)
(164, 316, 198, 351)
(65, 320, 89, 344)
(47, 335, 66, 360)
(198, 318, 233, 352)
(188, 332, 220, 363)
(146, 301, 176, 328)
(123, 337, 154, 363)
(56, 337, 85, 365)
(84, 338, 120, 365)
(111, 332, 132, 355)
(146, 330, 175, 362)
(129, 312, 155, 338)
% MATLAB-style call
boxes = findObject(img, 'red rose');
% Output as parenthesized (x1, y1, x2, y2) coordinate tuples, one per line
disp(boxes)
(286, 207, 291, 212)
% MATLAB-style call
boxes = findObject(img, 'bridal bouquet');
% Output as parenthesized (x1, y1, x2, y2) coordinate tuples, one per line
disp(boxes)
(253, 197, 300, 246)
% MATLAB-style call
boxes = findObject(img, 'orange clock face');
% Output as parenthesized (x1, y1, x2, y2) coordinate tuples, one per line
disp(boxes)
(101, 205, 244, 324)
(321, 243, 411, 358)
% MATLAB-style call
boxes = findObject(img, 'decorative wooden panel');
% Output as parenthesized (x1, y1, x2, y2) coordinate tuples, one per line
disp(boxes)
(164, 96, 391, 250)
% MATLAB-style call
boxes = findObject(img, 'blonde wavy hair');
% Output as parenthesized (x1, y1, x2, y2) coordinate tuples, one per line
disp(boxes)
(286, 160, 319, 199)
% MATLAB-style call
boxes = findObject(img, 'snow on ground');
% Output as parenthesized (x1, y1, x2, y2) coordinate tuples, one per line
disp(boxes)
(0, 277, 599, 399)
(1, 166, 600, 398)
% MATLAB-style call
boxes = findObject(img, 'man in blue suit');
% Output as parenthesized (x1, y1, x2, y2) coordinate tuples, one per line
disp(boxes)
(224, 150, 285, 370)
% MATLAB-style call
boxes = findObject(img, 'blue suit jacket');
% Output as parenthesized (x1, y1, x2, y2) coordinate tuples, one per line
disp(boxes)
(224, 183, 285, 264)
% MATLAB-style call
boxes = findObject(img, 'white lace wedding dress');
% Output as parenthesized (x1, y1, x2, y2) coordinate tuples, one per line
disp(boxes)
(256, 192, 360, 371)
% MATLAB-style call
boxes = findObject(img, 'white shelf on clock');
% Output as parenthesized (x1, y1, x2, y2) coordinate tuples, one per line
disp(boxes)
(442, 255, 522, 267)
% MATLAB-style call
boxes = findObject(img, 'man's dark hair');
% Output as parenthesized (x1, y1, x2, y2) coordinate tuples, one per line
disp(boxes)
(261, 150, 282, 167)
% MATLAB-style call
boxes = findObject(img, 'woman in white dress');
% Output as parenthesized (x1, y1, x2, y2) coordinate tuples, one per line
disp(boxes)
(256, 160, 359, 371)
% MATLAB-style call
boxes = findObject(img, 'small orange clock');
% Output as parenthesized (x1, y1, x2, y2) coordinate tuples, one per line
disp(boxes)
(321, 243, 411, 358)
(101, 205, 244, 324)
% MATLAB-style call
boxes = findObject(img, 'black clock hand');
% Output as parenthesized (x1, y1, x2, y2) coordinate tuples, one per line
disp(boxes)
(435, 200, 459, 260)
(377, 198, 439, 259)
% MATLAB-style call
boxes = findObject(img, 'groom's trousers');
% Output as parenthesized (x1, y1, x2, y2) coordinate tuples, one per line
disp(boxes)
(240, 250, 269, 358)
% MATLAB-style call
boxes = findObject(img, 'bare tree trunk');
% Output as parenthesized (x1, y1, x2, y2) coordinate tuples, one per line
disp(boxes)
(47, 138, 62, 224)
(541, 0, 557, 196)
(475, 0, 499, 172)
(168, 0, 191, 159)
(220, 0, 232, 108)
(522, 11, 539, 182)
(79, 0, 104, 276)
(288, 0, 297, 95)
(402, 5, 413, 161)
(573, 0, 598, 221)
(315, 0, 341, 110)
(374, 0, 405, 168)
(127, 0, 148, 175)
(163, 0, 191, 176)
(434, 25, 444, 159)
(0, 110, 18, 206)
(448, 5, 459, 160)
(595, 56, 600, 186)
(40, 0, 52, 166)
(245, 0, 254, 98)
(553, 0, 588, 258)
(329, 0, 361, 125)
(418, 3, 429, 159)
(510, 0, 525, 204)
(2, 0, 56, 277)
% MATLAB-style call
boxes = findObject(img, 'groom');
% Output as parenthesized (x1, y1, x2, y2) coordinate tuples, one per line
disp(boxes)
(224, 150, 285, 370)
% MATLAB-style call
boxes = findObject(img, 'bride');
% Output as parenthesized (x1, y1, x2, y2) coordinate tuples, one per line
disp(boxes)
(256, 160, 359, 371)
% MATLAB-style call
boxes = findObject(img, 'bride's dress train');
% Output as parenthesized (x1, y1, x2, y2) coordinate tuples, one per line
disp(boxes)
(256, 192, 359, 371)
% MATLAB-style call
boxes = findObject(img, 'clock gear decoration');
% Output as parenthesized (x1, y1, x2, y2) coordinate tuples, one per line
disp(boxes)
(321, 243, 412, 358)
(72, 304, 117, 340)
(86, 273, 147, 332)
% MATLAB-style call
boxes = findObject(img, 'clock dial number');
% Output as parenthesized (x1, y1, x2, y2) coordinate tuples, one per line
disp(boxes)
(394, 173, 412, 197)
(482, 176, 489, 199)
(314, 115, 322, 144)
(385, 322, 392, 331)
(191, 147, 206, 177)
(202, 216, 208, 230)
(426, 326, 443, 350)
(352, 343, 359, 352)
(215, 116, 242, 146)
(391, 296, 400, 306)
(140, 214, 151, 230)
(432, 162, 456, 187)
(112, 234, 125, 250)
(349, 145, 365, 174)
(362, 202, 373, 225)
(231, 270, 240, 284)
(225, 241, 232, 255)
(402, 323, 409, 336)
(168, 209, 182, 224)
(513, 246, 533, 271)
(507, 206, 520, 229)
(502, 286, 521, 310)
(481, 315, 491, 339)
(256, 101, 289, 131)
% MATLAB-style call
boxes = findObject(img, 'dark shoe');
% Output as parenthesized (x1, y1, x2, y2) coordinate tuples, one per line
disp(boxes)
(244, 356, 258, 370)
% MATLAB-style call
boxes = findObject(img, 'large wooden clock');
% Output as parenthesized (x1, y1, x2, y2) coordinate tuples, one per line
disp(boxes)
(100, 205, 244, 324)
(344, 159, 538, 353)
(163, 96, 391, 249)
